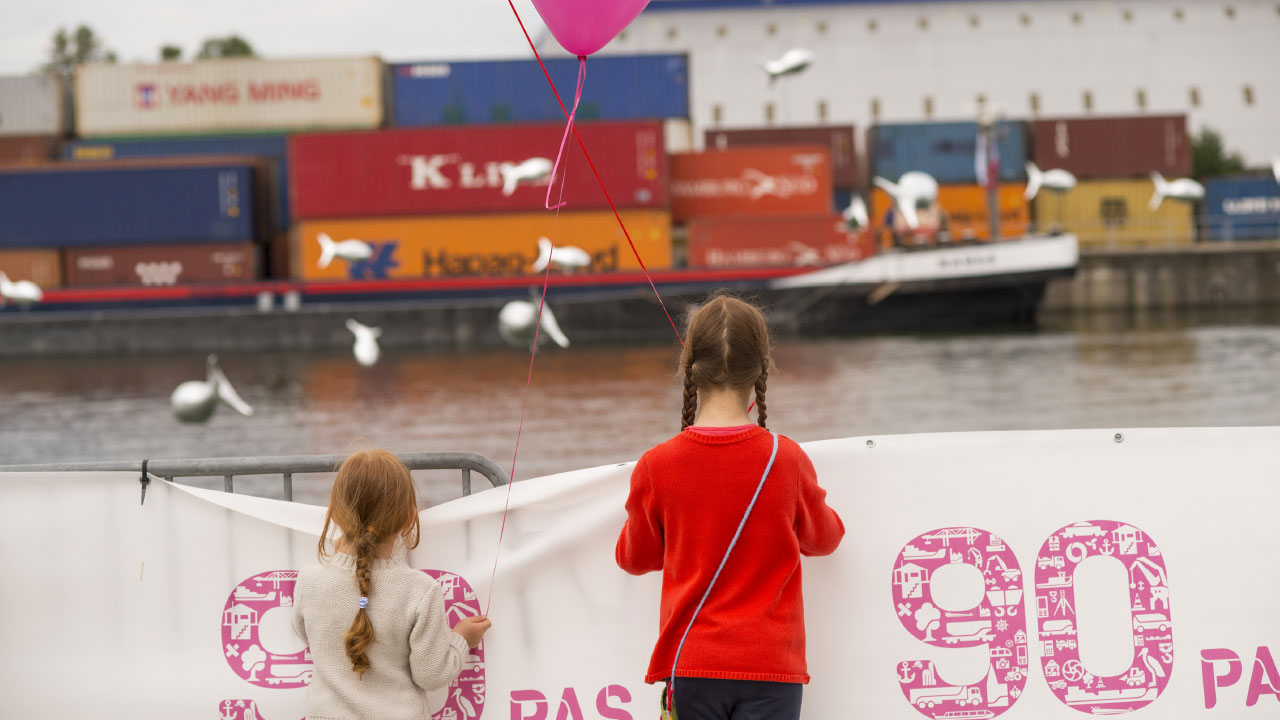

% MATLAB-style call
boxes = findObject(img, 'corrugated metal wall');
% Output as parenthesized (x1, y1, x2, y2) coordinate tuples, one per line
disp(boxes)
(1201, 177, 1280, 242)
(869, 121, 1027, 184)
(0, 75, 64, 136)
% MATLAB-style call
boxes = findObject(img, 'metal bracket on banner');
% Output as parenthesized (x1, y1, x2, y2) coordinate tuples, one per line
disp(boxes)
(139, 459, 151, 506)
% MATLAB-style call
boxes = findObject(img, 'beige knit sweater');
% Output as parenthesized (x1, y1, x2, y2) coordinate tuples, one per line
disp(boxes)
(291, 552, 471, 720)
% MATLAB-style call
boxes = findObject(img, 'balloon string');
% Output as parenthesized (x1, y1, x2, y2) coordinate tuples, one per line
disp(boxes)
(484, 144, 570, 618)
(545, 57, 586, 210)
(505, 0, 684, 348)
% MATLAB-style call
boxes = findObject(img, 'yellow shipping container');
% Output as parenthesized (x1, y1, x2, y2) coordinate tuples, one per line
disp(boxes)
(295, 210, 672, 281)
(1032, 179, 1195, 247)
(0, 249, 62, 289)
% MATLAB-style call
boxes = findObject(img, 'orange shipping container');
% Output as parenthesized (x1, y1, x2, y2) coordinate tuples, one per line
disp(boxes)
(294, 210, 671, 281)
(871, 184, 1029, 243)
(669, 147, 832, 224)
(0, 249, 62, 289)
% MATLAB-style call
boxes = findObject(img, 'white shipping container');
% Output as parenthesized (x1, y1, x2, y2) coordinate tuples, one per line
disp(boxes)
(76, 56, 383, 136)
(0, 75, 64, 136)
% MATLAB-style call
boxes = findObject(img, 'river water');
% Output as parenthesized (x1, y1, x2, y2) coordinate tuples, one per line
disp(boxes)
(2, 309, 1278, 507)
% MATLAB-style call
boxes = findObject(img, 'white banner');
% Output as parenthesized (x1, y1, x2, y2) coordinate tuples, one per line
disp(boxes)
(2, 428, 1278, 719)
(75, 57, 383, 136)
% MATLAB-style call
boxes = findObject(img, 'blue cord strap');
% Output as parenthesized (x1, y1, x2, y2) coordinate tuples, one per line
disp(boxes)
(666, 431, 780, 715)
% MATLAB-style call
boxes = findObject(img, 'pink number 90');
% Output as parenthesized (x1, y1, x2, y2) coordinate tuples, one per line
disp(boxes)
(892, 527, 1029, 717)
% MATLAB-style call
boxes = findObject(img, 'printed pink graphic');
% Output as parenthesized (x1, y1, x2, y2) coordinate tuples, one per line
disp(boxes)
(219, 568, 486, 720)
(892, 527, 1029, 718)
(1035, 521, 1173, 714)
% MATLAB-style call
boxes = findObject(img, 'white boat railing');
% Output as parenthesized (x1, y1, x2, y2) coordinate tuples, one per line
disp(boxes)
(0, 451, 509, 502)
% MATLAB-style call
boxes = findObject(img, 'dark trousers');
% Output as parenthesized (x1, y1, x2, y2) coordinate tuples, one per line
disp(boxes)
(669, 678, 803, 720)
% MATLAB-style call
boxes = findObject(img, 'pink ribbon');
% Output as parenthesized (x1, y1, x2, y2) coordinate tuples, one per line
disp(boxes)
(545, 56, 586, 210)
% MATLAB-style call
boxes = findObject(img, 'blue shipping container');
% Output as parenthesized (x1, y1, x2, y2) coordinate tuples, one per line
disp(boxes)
(1202, 177, 1280, 241)
(63, 135, 289, 232)
(870, 121, 1028, 184)
(0, 163, 255, 249)
(390, 54, 688, 127)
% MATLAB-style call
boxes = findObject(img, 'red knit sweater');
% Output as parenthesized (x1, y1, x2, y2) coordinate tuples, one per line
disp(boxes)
(616, 426, 845, 684)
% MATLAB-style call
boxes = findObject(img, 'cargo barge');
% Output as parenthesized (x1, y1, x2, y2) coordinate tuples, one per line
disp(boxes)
(0, 235, 1077, 358)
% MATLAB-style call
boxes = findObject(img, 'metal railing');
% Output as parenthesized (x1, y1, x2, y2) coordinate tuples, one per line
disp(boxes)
(0, 452, 509, 501)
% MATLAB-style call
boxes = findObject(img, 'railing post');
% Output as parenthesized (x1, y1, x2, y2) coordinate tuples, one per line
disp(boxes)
(224, 475, 234, 493)
(282, 472, 293, 502)
(461, 468, 472, 497)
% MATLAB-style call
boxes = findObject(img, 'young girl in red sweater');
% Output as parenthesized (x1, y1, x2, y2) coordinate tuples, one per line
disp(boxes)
(616, 295, 845, 720)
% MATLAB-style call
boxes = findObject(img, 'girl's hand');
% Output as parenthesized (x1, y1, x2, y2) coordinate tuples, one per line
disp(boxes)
(452, 615, 492, 648)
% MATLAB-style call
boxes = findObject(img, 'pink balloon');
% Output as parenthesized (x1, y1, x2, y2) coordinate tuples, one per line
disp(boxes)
(530, 0, 651, 57)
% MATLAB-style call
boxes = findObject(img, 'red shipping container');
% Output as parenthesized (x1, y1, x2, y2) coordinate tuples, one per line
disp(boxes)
(63, 244, 259, 287)
(704, 126, 857, 187)
(1031, 115, 1190, 180)
(0, 136, 58, 166)
(289, 121, 666, 219)
(686, 214, 872, 269)
(670, 147, 833, 224)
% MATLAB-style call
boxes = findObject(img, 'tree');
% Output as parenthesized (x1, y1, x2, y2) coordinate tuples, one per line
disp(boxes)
(914, 601, 942, 642)
(1191, 127, 1245, 180)
(160, 45, 182, 62)
(43, 25, 117, 77)
(196, 35, 257, 60)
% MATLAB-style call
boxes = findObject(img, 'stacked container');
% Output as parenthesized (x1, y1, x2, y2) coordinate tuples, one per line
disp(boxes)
(288, 121, 672, 280)
(867, 120, 1030, 244)
(1029, 115, 1194, 247)
(0, 74, 67, 287)
(1200, 176, 1280, 242)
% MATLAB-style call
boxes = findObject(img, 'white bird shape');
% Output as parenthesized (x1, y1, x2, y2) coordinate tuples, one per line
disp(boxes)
(498, 289, 570, 351)
(170, 354, 254, 424)
(0, 272, 43, 308)
(499, 157, 555, 197)
(761, 49, 814, 84)
(1149, 172, 1205, 210)
(317, 232, 375, 269)
(531, 237, 593, 273)
(873, 172, 940, 230)
(1024, 161, 1078, 200)
(345, 318, 382, 367)
(842, 194, 870, 229)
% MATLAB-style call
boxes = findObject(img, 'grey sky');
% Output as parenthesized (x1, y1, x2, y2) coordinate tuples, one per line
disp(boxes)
(0, 0, 548, 75)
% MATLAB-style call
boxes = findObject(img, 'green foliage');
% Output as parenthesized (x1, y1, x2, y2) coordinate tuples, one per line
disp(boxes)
(43, 24, 116, 77)
(160, 45, 183, 62)
(1191, 127, 1245, 179)
(195, 35, 257, 60)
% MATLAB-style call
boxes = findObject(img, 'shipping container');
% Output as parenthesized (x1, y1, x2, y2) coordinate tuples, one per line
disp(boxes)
(1201, 176, 1280, 242)
(0, 159, 258, 249)
(704, 126, 857, 188)
(686, 215, 873, 269)
(0, 136, 59, 165)
(669, 147, 832, 224)
(75, 57, 383, 136)
(63, 243, 258, 286)
(1031, 115, 1190, 180)
(64, 135, 290, 232)
(869, 121, 1028, 185)
(870, 184, 1030, 243)
(0, 249, 62, 289)
(293, 210, 671, 281)
(1032, 178, 1195, 247)
(390, 54, 688, 127)
(289, 121, 666, 219)
(0, 75, 63, 136)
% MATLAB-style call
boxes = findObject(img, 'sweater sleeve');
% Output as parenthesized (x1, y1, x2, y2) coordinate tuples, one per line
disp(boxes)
(408, 581, 471, 692)
(615, 455, 664, 575)
(794, 446, 845, 557)
(291, 575, 308, 646)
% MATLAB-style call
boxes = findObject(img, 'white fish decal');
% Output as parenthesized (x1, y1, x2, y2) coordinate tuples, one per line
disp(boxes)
(345, 318, 383, 367)
(842, 194, 869, 229)
(498, 290, 570, 352)
(170, 354, 254, 424)
(1272, 156, 1279, 184)
(317, 232, 375, 269)
(873, 172, 939, 230)
(1149, 172, 1204, 210)
(1024, 162, 1078, 200)
(499, 157, 555, 197)
(532, 237, 593, 273)
(0, 271, 43, 308)
(761, 49, 814, 84)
